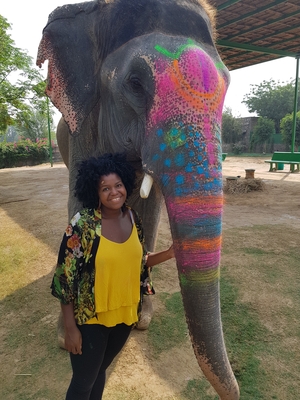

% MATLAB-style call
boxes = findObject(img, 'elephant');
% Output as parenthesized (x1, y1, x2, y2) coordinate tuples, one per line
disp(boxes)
(37, 0, 240, 398)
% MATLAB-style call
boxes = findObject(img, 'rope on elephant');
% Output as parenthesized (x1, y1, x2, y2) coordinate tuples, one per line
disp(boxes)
(224, 177, 266, 194)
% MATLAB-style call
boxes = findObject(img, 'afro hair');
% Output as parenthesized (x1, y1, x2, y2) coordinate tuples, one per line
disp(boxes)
(74, 153, 136, 209)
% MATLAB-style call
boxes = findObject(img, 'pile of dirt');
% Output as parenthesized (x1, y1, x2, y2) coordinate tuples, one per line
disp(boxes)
(224, 177, 266, 194)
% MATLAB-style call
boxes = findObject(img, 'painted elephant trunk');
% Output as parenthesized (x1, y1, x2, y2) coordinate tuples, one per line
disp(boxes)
(140, 173, 239, 399)
(141, 38, 239, 399)
(166, 195, 238, 399)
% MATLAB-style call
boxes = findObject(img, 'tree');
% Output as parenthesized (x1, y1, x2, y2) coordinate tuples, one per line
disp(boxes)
(280, 111, 300, 150)
(250, 117, 275, 152)
(16, 109, 55, 142)
(0, 15, 50, 134)
(221, 107, 243, 144)
(242, 79, 299, 132)
(0, 125, 19, 142)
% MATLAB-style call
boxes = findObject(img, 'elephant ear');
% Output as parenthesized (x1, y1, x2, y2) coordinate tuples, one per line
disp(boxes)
(36, 1, 104, 135)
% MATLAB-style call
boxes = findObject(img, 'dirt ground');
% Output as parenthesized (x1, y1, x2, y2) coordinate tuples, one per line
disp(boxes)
(0, 156, 299, 399)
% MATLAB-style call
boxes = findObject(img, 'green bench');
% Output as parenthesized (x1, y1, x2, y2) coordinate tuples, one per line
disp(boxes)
(264, 152, 300, 173)
(222, 153, 227, 161)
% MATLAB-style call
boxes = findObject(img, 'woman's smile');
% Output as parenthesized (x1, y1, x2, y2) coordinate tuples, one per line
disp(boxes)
(98, 173, 127, 211)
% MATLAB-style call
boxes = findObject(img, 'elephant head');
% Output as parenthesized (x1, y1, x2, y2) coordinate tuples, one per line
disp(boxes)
(37, 1, 239, 398)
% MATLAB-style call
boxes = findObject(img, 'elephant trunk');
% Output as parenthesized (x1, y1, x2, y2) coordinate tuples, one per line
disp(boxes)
(141, 39, 239, 399)
(165, 194, 239, 399)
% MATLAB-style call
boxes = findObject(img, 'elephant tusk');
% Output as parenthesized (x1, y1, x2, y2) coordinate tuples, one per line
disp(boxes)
(140, 173, 153, 199)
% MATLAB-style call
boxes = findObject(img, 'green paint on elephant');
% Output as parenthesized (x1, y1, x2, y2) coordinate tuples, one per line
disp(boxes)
(165, 127, 187, 149)
(154, 38, 196, 59)
(179, 269, 220, 286)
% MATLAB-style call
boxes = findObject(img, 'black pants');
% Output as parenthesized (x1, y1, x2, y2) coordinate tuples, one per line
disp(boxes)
(66, 323, 132, 400)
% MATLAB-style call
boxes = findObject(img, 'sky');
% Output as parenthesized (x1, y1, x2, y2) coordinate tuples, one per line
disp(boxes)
(1, 0, 298, 125)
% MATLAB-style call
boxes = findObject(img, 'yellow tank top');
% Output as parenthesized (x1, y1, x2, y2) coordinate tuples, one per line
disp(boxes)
(85, 222, 142, 327)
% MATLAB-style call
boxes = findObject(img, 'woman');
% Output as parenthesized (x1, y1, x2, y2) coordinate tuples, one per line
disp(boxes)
(51, 152, 174, 400)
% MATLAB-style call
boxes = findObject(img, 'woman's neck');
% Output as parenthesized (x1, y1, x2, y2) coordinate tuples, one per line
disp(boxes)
(100, 206, 124, 219)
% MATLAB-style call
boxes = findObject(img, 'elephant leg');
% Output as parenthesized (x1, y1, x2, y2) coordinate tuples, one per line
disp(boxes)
(135, 295, 154, 330)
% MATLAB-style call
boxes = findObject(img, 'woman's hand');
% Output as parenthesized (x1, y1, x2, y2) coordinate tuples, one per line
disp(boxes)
(167, 244, 175, 259)
(65, 325, 82, 355)
(61, 302, 82, 354)
(146, 243, 175, 267)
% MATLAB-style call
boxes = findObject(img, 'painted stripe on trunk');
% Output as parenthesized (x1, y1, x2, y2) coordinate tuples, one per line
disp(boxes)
(179, 268, 220, 285)
(167, 195, 223, 216)
(176, 236, 221, 252)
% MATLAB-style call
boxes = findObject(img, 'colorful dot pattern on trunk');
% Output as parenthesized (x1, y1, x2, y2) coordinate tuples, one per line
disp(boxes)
(146, 39, 229, 279)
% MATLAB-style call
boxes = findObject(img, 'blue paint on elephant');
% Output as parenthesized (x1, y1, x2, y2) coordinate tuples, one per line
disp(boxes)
(203, 180, 222, 192)
(176, 175, 185, 185)
(185, 163, 193, 173)
(175, 153, 185, 167)
(175, 187, 183, 196)
(176, 221, 222, 239)
(173, 180, 222, 196)
(161, 174, 170, 187)
(160, 143, 167, 151)
(196, 166, 204, 174)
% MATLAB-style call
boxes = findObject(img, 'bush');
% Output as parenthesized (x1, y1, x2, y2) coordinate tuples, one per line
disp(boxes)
(222, 108, 243, 144)
(0, 138, 49, 169)
(280, 111, 300, 149)
(232, 142, 247, 154)
(250, 117, 275, 152)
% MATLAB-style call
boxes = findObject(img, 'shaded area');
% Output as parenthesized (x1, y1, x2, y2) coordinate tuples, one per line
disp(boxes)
(0, 163, 69, 253)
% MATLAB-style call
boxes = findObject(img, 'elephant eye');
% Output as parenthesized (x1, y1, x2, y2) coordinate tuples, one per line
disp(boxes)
(128, 75, 143, 92)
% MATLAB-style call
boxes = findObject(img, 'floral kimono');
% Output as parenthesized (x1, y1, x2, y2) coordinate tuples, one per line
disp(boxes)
(51, 206, 154, 325)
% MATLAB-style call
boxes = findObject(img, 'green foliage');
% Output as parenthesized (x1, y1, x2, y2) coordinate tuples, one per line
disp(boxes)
(220, 275, 267, 398)
(147, 292, 188, 354)
(182, 379, 218, 399)
(0, 138, 49, 168)
(16, 109, 55, 142)
(250, 117, 275, 151)
(222, 225, 300, 398)
(280, 110, 300, 149)
(0, 125, 19, 142)
(232, 142, 247, 154)
(222, 107, 243, 144)
(0, 15, 51, 134)
(242, 79, 299, 132)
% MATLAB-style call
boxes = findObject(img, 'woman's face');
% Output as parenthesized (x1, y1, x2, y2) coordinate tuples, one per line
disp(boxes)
(98, 173, 127, 210)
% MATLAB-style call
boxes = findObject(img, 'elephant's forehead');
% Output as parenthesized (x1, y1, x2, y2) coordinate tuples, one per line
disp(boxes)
(102, 32, 224, 70)
(102, 34, 229, 112)
(148, 43, 228, 128)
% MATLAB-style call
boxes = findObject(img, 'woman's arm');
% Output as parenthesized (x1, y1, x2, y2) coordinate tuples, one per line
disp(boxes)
(61, 302, 82, 355)
(131, 208, 175, 268)
(146, 244, 175, 268)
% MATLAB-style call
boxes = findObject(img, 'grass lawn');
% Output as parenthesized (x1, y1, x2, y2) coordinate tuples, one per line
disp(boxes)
(0, 206, 299, 399)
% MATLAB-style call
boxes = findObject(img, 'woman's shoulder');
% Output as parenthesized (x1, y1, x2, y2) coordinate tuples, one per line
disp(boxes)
(126, 206, 143, 234)
(70, 208, 100, 227)
(126, 206, 140, 221)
